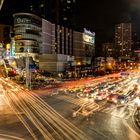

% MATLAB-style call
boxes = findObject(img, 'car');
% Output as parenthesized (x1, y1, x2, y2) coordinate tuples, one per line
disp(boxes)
(117, 95, 128, 105)
(106, 94, 118, 103)
(126, 90, 136, 99)
(83, 87, 94, 93)
(95, 92, 107, 101)
(58, 88, 68, 94)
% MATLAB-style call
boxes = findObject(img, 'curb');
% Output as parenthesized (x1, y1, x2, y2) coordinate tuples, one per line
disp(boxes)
(134, 108, 140, 129)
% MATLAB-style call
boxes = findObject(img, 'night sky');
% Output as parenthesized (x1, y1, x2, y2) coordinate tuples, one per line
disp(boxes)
(1, 0, 140, 52)
(76, 0, 140, 39)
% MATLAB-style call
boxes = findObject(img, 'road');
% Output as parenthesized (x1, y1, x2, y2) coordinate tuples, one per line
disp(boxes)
(0, 71, 140, 140)
(44, 95, 140, 140)
(0, 77, 90, 140)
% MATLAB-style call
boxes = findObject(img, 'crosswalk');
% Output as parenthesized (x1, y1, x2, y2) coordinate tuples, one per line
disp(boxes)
(55, 95, 135, 119)
(55, 95, 93, 106)
(55, 95, 99, 117)
(97, 103, 135, 120)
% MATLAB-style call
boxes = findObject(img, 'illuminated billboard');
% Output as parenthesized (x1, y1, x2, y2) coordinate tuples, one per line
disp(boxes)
(83, 28, 95, 44)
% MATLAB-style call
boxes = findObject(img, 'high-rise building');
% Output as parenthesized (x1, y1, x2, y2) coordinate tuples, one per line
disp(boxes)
(28, 0, 76, 28)
(0, 24, 11, 47)
(115, 23, 132, 59)
(102, 43, 114, 58)
(52, 0, 76, 28)
(23, 0, 52, 22)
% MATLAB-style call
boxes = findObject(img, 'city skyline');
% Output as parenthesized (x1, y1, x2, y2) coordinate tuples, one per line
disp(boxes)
(1, 1, 140, 34)
(0, 3, 140, 140)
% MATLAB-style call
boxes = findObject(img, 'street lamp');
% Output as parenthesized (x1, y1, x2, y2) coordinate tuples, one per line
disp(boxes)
(26, 48, 31, 89)
(77, 62, 81, 78)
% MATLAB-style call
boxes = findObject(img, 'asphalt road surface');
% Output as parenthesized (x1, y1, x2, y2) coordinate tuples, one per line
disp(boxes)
(0, 72, 140, 140)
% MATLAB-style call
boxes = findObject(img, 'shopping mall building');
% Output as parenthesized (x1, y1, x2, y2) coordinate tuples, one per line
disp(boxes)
(12, 13, 95, 73)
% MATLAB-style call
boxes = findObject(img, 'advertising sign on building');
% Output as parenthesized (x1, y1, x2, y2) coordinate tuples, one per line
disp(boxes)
(13, 13, 42, 27)
(83, 28, 95, 44)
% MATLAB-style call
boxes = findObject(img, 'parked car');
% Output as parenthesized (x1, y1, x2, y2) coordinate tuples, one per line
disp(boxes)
(95, 92, 108, 101)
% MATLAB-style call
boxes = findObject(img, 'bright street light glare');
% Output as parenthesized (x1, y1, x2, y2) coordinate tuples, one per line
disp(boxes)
(0, 0, 4, 10)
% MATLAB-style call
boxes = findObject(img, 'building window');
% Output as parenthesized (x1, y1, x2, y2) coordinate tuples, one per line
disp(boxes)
(64, 28, 66, 54)
(68, 29, 70, 55)
(40, 4, 44, 8)
(60, 27, 62, 54)
(67, 0, 71, 3)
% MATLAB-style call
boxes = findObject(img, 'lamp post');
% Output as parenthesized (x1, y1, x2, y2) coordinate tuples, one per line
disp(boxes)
(26, 48, 31, 89)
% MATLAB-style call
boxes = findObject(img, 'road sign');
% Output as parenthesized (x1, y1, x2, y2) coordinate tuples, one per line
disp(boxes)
(29, 64, 36, 69)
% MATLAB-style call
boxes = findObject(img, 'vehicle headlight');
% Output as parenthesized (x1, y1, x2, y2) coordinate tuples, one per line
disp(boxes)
(121, 100, 124, 104)
(114, 100, 117, 103)
(99, 96, 102, 99)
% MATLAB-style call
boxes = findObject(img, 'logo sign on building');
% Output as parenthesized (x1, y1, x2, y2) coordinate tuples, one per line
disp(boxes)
(14, 14, 42, 27)
(83, 28, 95, 44)
(83, 34, 95, 44)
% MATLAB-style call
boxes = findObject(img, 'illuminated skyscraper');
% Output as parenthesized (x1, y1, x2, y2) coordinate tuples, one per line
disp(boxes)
(115, 23, 132, 59)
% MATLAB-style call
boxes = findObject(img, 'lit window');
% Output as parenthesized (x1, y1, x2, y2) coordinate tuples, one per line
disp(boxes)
(40, 4, 44, 8)
(67, 0, 71, 3)
(63, 17, 67, 20)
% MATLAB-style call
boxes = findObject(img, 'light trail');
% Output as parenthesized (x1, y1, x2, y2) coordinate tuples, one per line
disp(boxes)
(0, 133, 24, 140)
(4, 93, 38, 140)
(7, 92, 54, 140)
(28, 92, 90, 140)
(0, 72, 138, 140)
(0, 77, 91, 140)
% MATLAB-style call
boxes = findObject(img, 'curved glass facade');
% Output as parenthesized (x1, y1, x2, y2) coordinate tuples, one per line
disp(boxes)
(13, 13, 42, 62)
